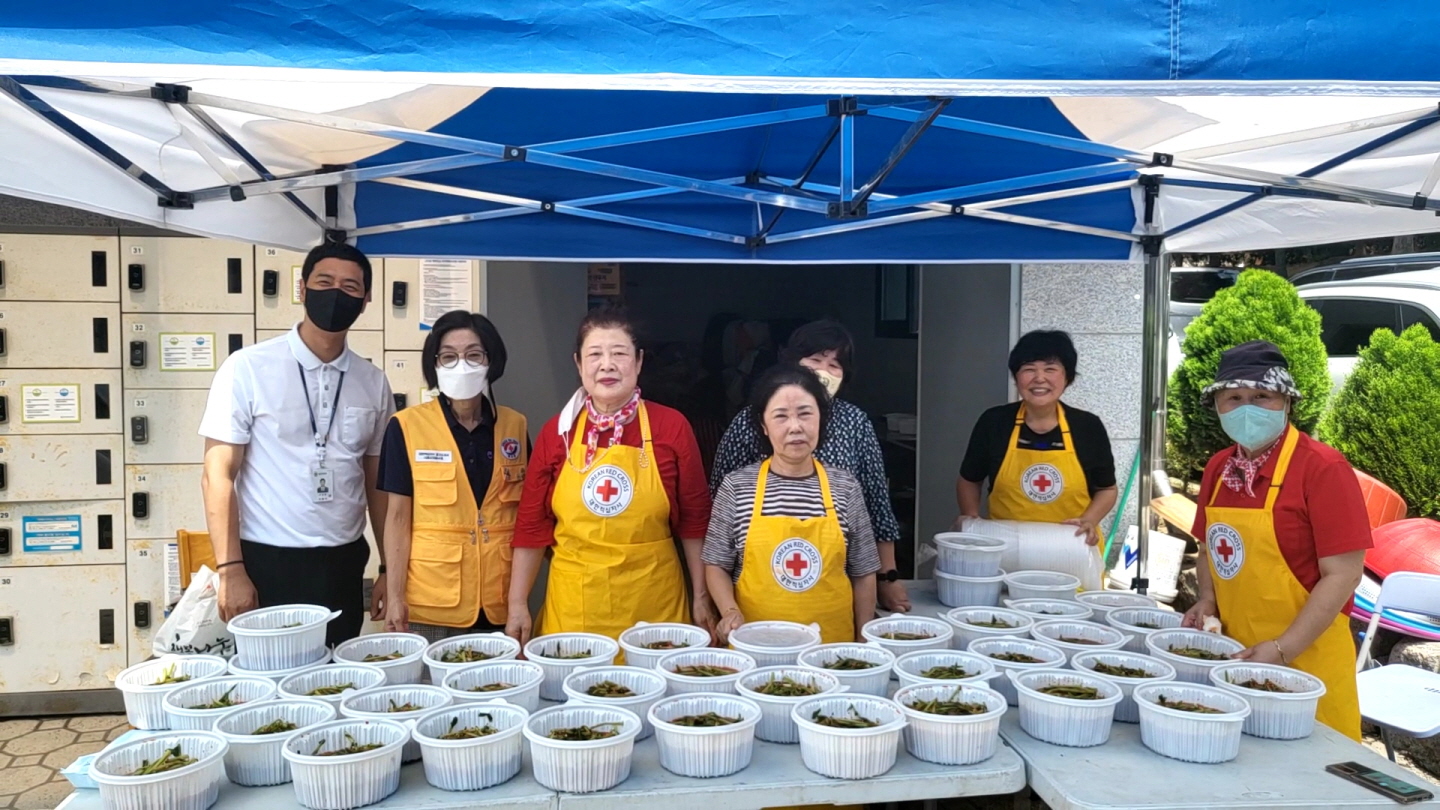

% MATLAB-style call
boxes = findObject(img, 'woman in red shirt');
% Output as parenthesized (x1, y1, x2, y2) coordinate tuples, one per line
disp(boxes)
(507, 308, 716, 646)
(1183, 341, 1370, 739)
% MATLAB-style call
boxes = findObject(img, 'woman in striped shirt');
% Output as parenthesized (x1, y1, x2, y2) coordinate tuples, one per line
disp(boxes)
(704, 364, 880, 644)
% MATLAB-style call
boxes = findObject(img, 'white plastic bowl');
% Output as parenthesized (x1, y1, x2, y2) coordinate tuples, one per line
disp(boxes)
(1210, 662, 1326, 740)
(649, 693, 763, 777)
(163, 677, 279, 731)
(1134, 682, 1251, 763)
(227, 605, 340, 671)
(618, 622, 713, 670)
(1029, 619, 1131, 659)
(1105, 608, 1183, 653)
(422, 632, 522, 686)
(562, 666, 668, 740)
(1075, 590, 1158, 618)
(90, 730, 228, 810)
(213, 699, 336, 786)
(1004, 570, 1081, 601)
(657, 648, 758, 695)
(115, 655, 229, 730)
(277, 664, 387, 708)
(1010, 669, 1124, 747)
(338, 685, 453, 762)
(861, 615, 954, 661)
(942, 607, 1036, 651)
(894, 682, 1007, 766)
(1071, 650, 1178, 723)
(1145, 629, 1246, 684)
(282, 719, 408, 810)
(795, 643, 896, 697)
(443, 660, 545, 713)
(331, 632, 428, 685)
(727, 621, 822, 667)
(412, 701, 528, 791)
(894, 650, 998, 690)
(933, 532, 1007, 577)
(1002, 598, 1095, 622)
(523, 704, 642, 793)
(228, 648, 331, 682)
(934, 568, 1007, 608)
(966, 637, 1069, 706)
(791, 695, 907, 779)
(525, 633, 621, 701)
(735, 667, 846, 744)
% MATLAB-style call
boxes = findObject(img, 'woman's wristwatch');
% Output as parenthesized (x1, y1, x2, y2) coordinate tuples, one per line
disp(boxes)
(879, 569, 901, 582)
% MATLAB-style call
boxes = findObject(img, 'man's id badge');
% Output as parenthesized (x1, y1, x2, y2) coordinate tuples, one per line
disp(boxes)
(312, 464, 334, 503)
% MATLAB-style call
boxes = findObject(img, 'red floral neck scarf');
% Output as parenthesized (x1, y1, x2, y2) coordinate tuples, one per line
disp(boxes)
(582, 388, 641, 468)
(1220, 445, 1276, 499)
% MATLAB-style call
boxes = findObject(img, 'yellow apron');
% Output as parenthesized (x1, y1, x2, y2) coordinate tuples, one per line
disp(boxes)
(539, 403, 689, 640)
(1204, 427, 1362, 740)
(989, 403, 1105, 550)
(733, 460, 855, 644)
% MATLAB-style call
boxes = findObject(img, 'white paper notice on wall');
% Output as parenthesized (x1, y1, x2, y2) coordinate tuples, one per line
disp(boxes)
(291, 265, 305, 305)
(418, 259, 472, 330)
(20, 383, 81, 423)
(159, 333, 217, 371)
(165, 541, 182, 609)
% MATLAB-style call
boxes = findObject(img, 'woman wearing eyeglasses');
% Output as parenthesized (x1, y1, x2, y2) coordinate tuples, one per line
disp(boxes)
(377, 310, 530, 641)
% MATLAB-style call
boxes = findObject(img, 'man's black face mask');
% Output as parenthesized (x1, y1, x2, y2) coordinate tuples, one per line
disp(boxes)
(304, 287, 365, 333)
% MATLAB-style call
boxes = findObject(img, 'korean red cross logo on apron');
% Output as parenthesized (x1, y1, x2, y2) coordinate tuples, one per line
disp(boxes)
(1206, 522, 1246, 579)
(581, 465, 633, 517)
(770, 537, 823, 592)
(1021, 463, 1064, 504)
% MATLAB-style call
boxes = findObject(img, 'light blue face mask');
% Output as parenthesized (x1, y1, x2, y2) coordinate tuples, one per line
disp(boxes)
(1218, 403, 1288, 453)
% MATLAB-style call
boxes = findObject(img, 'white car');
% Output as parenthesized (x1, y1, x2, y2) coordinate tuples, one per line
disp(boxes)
(1297, 269, 1440, 393)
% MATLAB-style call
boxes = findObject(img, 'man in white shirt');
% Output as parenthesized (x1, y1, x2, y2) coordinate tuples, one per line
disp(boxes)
(200, 242, 394, 645)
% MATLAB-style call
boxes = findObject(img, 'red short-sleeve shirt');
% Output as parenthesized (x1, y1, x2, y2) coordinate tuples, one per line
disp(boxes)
(1191, 428, 1373, 595)
(513, 400, 712, 548)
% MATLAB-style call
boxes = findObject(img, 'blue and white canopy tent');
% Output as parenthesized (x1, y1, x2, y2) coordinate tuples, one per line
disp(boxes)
(5, 0, 1440, 587)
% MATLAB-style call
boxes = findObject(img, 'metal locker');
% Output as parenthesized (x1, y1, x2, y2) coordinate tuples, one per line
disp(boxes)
(0, 563, 128, 692)
(0, 302, 122, 369)
(0, 434, 123, 502)
(346, 330, 385, 367)
(255, 246, 382, 332)
(120, 237, 254, 314)
(0, 234, 120, 302)
(0, 369, 123, 435)
(125, 536, 174, 664)
(0, 500, 125, 568)
(384, 351, 435, 411)
(125, 465, 204, 541)
(383, 258, 485, 351)
(122, 313, 253, 389)
(124, 389, 208, 465)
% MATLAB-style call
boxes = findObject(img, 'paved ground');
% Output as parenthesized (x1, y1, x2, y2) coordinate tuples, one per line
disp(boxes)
(0, 716, 130, 810)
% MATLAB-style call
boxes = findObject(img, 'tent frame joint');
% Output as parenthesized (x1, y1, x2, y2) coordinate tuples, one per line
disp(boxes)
(1413, 193, 1429, 210)
(229, 186, 246, 202)
(826, 200, 868, 219)
(745, 234, 766, 248)
(1149, 152, 1174, 167)
(324, 228, 348, 244)
(157, 191, 193, 210)
(826, 96, 864, 117)
(150, 83, 191, 104)
(504, 146, 527, 162)
(540, 201, 555, 212)
(1140, 234, 1163, 256)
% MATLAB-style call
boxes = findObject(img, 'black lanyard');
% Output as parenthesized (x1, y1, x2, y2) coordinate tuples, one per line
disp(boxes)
(297, 362, 346, 450)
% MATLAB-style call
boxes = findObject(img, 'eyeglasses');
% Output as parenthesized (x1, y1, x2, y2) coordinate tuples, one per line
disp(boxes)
(436, 350, 489, 369)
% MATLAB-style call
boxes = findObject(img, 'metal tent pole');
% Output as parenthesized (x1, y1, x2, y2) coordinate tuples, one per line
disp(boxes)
(1134, 173, 1171, 596)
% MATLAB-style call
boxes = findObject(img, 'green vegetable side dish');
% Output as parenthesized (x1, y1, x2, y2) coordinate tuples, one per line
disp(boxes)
(280, 622, 304, 628)
(307, 682, 355, 697)
(1037, 684, 1101, 700)
(965, 615, 1015, 629)
(641, 639, 690, 650)
(880, 631, 934, 641)
(671, 664, 739, 677)
(438, 715, 498, 740)
(313, 733, 382, 757)
(1157, 694, 1223, 713)
(547, 722, 621, 741)
(1167, 646, 1230, 661)
(820, 657, 877, 670)
(1134, 622, 1162, 630)
(752, 675, 820, 696)
(1227, 676, 1293, 693)
(907, 686, 989, 716)
(1091, 662, 1154, 678)
(130, 745, 196, 775)
(439, 646, 494, 664)
(542, 646, 593, 660)
(386, 699, 423, 713)
(362, 651, 404, 662)
(151, 663, 192, 686)
(252, 719, 299, 735)
(1057, 636, 1102, 645)
(918, 664, 973, 680)
(468, 682, 514, 693)
(585, 680, 636, 698)
(670, 713, 741, 727)
(989, 651, 1043, 664)
(811, 704, 880, 728)
(188, 684, 241, 710)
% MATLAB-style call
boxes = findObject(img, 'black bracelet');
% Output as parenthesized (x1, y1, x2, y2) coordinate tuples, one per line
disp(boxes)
(215, 560, 244, 570)
(377, 564, 387, 575)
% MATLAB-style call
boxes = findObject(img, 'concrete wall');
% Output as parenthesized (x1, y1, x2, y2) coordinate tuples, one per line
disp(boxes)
(485, 261, 590, 430)
(1019, 262, 1145, 539)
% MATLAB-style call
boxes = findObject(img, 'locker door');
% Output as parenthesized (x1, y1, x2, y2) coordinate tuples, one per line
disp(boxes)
(0, 302, 121, 369)
(126, 465, 205, 541)
(123, 313, 253, 389)
(124, 389, 208, 465)
(0, 564, 128, 692)
(0, 500, 125, 567)
(0, 434, 124, 502)
(0, 234, 119, 302)
(383, 258, 485, 351)
(0, 370, 122, 435)
(346, 331, 385, 367)
(120, 237, 254, 314)
(125, 536, 174, 664)
(384, 352, 434, 412)
(255, 247, 382, 331)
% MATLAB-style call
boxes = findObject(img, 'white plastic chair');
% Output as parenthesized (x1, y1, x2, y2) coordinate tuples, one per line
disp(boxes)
(1354, 570, 1440, 760)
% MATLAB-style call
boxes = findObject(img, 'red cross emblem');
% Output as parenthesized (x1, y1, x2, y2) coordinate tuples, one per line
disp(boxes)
(1033, 474, 1053, 493)
(596, 479, 620, 503)
(785, 552, 810, 578)
(1214, 536, 1235, 563)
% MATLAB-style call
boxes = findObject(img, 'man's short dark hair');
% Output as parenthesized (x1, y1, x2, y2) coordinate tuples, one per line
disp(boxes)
(421, 310, 509, 390)
(301, 242, 373, 293)
(747, 364, 832, 456)
(1008, 329, 1078, 384)
(779, 319, 855, 380)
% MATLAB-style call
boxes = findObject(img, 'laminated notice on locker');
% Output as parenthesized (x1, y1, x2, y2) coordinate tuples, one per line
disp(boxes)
(291, 265, 304, 305)
(165, 541, 182, 609)
(418, 259, 472, 330)
(159, 333, 217, 371)
(20, 384, 81, 423)
(22, 515, 82, 552)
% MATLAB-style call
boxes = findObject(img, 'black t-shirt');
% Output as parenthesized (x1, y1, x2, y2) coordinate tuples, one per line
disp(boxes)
(959, 401, 1117, 494)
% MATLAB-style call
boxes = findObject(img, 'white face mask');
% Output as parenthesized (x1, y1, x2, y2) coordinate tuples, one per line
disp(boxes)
(436, 362, 489, 400)
(812, 368, 843, 399)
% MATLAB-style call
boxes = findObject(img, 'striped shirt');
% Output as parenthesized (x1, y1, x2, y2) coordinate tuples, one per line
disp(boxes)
(703, 461, 881, 582)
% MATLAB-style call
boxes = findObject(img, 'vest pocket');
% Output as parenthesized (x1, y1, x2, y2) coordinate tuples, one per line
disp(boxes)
(413, 461, 460, 507)
(407, 536, 464, 608)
